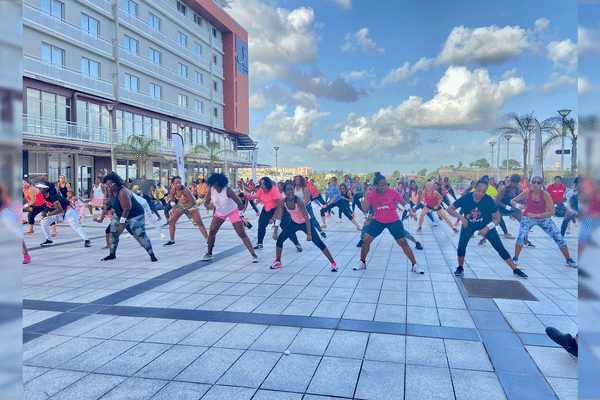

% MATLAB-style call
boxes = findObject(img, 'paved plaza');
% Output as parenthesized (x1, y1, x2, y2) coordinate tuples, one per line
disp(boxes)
(22, 210, 579, 400)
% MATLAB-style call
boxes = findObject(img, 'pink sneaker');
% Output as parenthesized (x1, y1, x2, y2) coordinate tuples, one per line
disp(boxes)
(23, 255, 31, 264)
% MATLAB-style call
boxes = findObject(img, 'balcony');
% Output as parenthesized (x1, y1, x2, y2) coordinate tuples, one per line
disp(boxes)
(213, 118, 224, 130)
(151, 0, 211, 43)
(213, 64, 224, 79)
(24, 55, 114, 98)
(75, 0, 112, 16)
(213, 91, 224, 104)
(23, 3, 112, 56)
(118, 48, 211, 99)
(24, 115, 117, 144)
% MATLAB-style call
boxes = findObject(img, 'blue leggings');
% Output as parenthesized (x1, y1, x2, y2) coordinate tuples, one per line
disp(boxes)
(516, 217, 567, 248)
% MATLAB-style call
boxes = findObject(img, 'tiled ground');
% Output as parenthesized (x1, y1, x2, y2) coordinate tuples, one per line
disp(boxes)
(22, 208, 579, 399)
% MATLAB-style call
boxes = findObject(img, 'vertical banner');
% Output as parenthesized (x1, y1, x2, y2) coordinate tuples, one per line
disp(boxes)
(252, 147, 259, 182)
(171, 132, 185, 182)
(531, 118, 543, 180)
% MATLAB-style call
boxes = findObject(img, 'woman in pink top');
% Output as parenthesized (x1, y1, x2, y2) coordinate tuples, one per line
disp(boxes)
(270, 183, 337, 271)
(417, 181, 458, 233)
(355, 173, 422, 273)
(510, 176, 577, 267)
(253, 177, 286, 249)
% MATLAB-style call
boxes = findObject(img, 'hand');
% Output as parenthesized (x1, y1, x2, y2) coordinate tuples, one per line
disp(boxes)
(306, 234, 312, 242)
(409, 210, 417, 221)
(116, 224, 124, 235)
(269, 219, 274, 225)
(461, 217, 468, 228)
(93, 217, 100, 223)
(526, 213, 536, 219)
(478, 226, 490, 236)
(272, 232, 278, 240)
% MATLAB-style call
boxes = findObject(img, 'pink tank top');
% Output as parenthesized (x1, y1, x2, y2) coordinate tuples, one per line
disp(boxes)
(523, 190, 547, 216)
(285, 198, 309, 224)
(410, 190, 419, 204)
(423, 190, 438, 208)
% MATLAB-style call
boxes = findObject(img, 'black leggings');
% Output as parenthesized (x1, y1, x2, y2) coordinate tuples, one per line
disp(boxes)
(249, 200, 259, 213)
(257, 207, 299, 246)
(320, 200, 354, 221)
(27, 204, 46, 225)
(561, 214, 576, 237)
(352, 194, 364, 212)
(339, 200, 351, 219)
(458, 224, 510, 260)
(402, 201, 434, 222)
(312, 194, 326, 207)
(277, 221, 326, 251)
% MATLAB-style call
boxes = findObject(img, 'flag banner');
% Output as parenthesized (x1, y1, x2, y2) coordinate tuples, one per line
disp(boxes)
(532, 118, 543, 180)
(252, 148, 259, 182)
(171, 132, 185, 181)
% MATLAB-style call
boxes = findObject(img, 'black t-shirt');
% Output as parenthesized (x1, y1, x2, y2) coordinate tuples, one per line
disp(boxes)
(45, 193, 70, 213)
(452, 192, 497, 230)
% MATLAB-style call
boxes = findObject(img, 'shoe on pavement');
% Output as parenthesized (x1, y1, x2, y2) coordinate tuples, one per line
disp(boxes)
(415, 242, 423, 250)
(433, 222, 438, 227)
(40, 239, 53, 247)
(454, 266, 464, 276)
(478, 239, 486, 246)
(150, 254, 158, 262)
(23, 255, 31, 264)
(417, 227, 422, 233)
(512, 256, 519, 265)
(566, 229, 570, 234)
(253, 243, 263, 250)
(504, 233, 515, 239)
(454, 220, 460, 226)
(331, 261, 338, 272)
(24, 230, 34, 235)
(201, 252, 213, 261)
(84, 240, 92, 247)
(565, 258, 578, 268)
(51, 232, 58, 237)
(354, 260, 366, 270)
(320, 231, 326, 238)
(356, 239, 363, 248)
(412, 263, 424, 274)
(524, 241, 536, 248)
(321, 224, 327, 229)
(163, 241, 175, 246)
(453, 228, 459, 234)
(513, 268, 528, 279)
(545, 327, 578, 357)
(270, 260, 283, 269)
(296, 244, 303, 252)
(251, 254, 259, 263)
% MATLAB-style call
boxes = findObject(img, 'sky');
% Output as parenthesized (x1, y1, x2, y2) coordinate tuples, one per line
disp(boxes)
(226, 0, 578, 175)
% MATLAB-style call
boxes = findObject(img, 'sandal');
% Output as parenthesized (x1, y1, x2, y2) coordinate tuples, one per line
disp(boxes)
(24, 230, 34, 235)
(321, 224, 327, 229)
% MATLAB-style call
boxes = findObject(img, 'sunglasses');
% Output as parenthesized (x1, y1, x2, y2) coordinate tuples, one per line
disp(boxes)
(532, 180, 543, 185)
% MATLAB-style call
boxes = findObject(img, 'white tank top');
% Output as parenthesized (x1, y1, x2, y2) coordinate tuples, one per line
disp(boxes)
(211, 186, 238, 216)
(294, 187, 306, 202)
(93, 184, 105, 199)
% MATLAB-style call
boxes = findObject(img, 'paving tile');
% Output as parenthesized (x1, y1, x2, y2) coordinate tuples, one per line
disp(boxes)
(342, 302, 376, 321)
(405, 364, 454, 400)
(311, 300, 347, 319)
(434, 292, 467, 309)
(23, 366, 51, 384)
(444, 339, 493, 371)
(406, 336, 447, 368)
(260, 353, 321, 393)
(178, 321, 236, 347)
(437, 308, 475, 329)
(24, 369, 86, 399)
(282, 299, 320, 316)
(51, 373, 127, 400)
(23, 334, 72, 361)
(502, 312, 546, 333)
(373, 303, 406, 323)
(297, 286, 330, 300)
(135, 345, 207, 380)
(324, 330, 369, 359)
(525, 346, 578, 379)
(79, 316, 145, 339)
(59, 339, 137, 372)
(95, 342, 172, 376)
(496, 373, 558, 400)
(149, 381, 211, 400)
(355, 360, 405, 400)
(224, 296, 267, 312)
(406, 306, 440, 326)
(213, 323, 268, 349)
(546, 377, 577, 400)
(100, 377, 167, 400)
(145, 320, 205, 345)
(175, 347, 243, 384)
(307, 356, 362, 398)
(377, 290, 407, 305)
(200, 385, 256, 400)
(253, 297, 294, 314)
(250, 326, 300, 353)
(217, 350, 281, 388)
(25, 337, 104, 368)
(287, 328, 334, 356)
(450, 369, 507, 400)
(112, 318, 175, 342)
(251, 390, 303, 400)
(364, 333, 405, 363)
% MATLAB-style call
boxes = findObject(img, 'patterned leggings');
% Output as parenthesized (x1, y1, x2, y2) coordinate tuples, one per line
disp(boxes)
(516, 216, 567, 248)
(109, 214, 154, 255)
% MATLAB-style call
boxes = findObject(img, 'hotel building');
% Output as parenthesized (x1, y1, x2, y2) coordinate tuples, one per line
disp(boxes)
(23, 0, 254, 198)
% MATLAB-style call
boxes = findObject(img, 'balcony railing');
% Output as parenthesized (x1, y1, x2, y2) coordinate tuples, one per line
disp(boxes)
(23, 3, 113, 56)
(75, 0, 111, 15)
(213, 118, 224, 130)
(213, 64, 224, 79)
(150, 0, 211, 43)
(213, 91, 224, 104)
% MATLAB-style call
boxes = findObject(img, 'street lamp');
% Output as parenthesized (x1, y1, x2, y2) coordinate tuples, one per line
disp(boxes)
(105, 103, 118, 173)
(489, 141, 496, 178)
(505, 135, 513, 178)
(557, 109, 571, 178)
(274, 146, 280, 169)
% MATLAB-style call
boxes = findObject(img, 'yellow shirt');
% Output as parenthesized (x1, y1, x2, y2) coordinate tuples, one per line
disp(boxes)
(471, 185, 498, 198)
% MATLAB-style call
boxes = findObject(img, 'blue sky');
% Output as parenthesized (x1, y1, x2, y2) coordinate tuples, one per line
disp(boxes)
(227, 0, 578, 174)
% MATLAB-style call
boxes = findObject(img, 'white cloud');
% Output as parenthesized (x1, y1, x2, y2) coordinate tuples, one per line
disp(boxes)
(327, 0, 351, 10)
(291, 92, 319, 110)
(578, 76, 596, 95)
(546, 40, 577, 72)
(249, 93, 267, 110)
(501, 68, 517, 79)
(437, 25, 531, 66)
(538, 72, 577, 95)
(535, 18, 550, 32)
(579, 26, 600, 57)
(257, 105, 329, 145)
(341, 28, 384, 55)
(327, 122, 345, 131)
(380, 57, 434, 86)
(341, 70, 367, 82)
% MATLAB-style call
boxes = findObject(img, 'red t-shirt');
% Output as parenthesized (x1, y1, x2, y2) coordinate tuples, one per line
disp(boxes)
(368, 188, 403, 223)
(254, 186, 282, 211)
(547, 183, 567, 204)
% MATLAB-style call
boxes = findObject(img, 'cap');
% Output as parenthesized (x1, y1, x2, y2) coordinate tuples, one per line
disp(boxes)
(35, 183, 49, 189)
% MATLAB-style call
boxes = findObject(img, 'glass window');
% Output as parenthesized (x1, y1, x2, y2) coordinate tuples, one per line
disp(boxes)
(177, 1, 186, 15)
(123, 36, 138, 54)
(178, 94, 188, 108)
(148, 13, 161, 31)
(214, 107, 218, 117)
(193, 13, 202, 27)
(178, 63, 187, 78)
(124, 74, 139, 92)
(212, 28, 217, 38)
(81, 58, 100, 79)
(194, 42, 202, 56)
(195, 100, 203, 113)
(41, 43, 64, 67)
(150, 83, 162, 99)
(80, 14, 99, 36)
(213, 81, 217, 91)
(194, 71, 202, 84)
(41, 0, 64, 19)
(149, 48, 161, 65)
(177, 32, 187, 47)
(122, 0, 137, 16)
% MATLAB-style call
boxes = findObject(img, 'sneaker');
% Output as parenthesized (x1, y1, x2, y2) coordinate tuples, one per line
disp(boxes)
(438, 216, 443, 220)
(524, 241, 536, 249)
(201, 252, 213, 261)
(101, 253, 116, 261)
(253, 243, 263, 250)
(23, 255, 31, 264)
(270, 260, 283, 269)
(478, 239, 486, 246)
(320, 231, 326, 238)
(566, 229, 570, 234)
(163, 240, 175, 246)
(327, 213, 331, 217)
(51, 232, 58, 237)
(150, 254, 158, 262)
(416, 227, 422, 233)
(352, 214, 356, 218)
(415, 242, 423, 250)
(454, 266, 464, 276)
(512, 256, 519, 265)
(160, 233, 166, 239)
(24, 230, 34, 235)
(296, 244, 303, 252)
(412, 263, 424, 274)
(321, 224, 327, 229)
(251, 254, 259, 263)
(356, 239, 363, 247)
(354, 260, 366, 270)
(504, 233, 515, 239)
(40, 239, 53, 247)
(433, 222, 438, 227)
(453, 228, 459, 234)
(513, 268, 528, 279)
(545, 327, 578, 357)
(565, 258, 578, 268)
(454, 220, 460, 226)
(84, 240, 92, 247)
(331, 261, 338, 272)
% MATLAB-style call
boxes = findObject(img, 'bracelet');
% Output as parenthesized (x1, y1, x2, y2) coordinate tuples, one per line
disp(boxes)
(119, 217, 126, 224)
(170, 202, 176, 206)
(239, 211, 244, 218)
(505, 205, 512, 211)
(514, 203, 521, 209)
(274, 219, 281, 227)
(486, 222, 496, 230)
(404, 204, 411, 211)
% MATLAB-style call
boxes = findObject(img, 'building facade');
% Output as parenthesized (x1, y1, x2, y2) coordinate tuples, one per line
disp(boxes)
(23, 0, 253, 198)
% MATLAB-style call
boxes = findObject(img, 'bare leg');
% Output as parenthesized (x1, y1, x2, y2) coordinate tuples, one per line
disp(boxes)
(275, 245, 283, 261)
(168, 209, 184, 241)
(418, 207, 429, 229)
(232, 221, 256, 255)
(559, 247, 571, 261)
(102, 232, 110, 249)
(22, 241, 28, 257)
(437, 210, 454, 229)
(322, 248, 335, 263)
(514, 244, 523, 258)
(190, 209, 208, 240)
(207, 217, 226, 254)
(360, 233, 375, 261)
(505, 257, 518, 271)
(397, 237, 416, 264)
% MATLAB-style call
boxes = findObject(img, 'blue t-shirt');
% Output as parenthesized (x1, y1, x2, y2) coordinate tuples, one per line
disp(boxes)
(327, 185, 341, 203)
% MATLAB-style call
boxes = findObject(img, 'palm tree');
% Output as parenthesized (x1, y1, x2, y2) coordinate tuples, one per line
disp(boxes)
(542, 116, 577, 177)
(492, 112, 558, 180)
(186, 139, 236, 175)
(113, 134, 161, 179)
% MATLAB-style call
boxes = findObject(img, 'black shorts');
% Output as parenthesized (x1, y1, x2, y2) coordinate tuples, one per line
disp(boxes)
(364, 219, 405, 240)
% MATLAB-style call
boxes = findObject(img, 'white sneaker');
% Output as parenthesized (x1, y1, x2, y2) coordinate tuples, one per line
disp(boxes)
(412, 263, 424, 274)
(353, 261, 366, 270)
(160, 233, 166, 239)
(433, 222, 437, 227)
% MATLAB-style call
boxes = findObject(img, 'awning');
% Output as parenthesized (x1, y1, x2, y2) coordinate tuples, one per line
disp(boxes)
(234, 134, 256, 150)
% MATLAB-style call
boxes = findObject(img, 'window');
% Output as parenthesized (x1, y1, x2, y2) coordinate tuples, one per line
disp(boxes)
(213, 80, 218, 91)
(177, 1, 186, 15)
(194, 42, 202, 56)
(195, 100, 203, 113)
(80, 14, 99, 36)
(124, 74, 139, 92)
(194, 71, 203, 84)
(122, 0, 137, 16)
(81, 58, 100, 79)
(178, 94, 188, 108)
(150, 83, 162, 99)
(193, 12, 202, 27)
(41, 43, 64, 67)
(177, 32, 187, 47)
(123, 35, 138, 54)
(212, 27, 217, 38)
(148, 13, 161, 31)
(149, 48, 161, 65)
(214, 107, 218, 117)
(41, 0, 63, 19)
(178, 63, 187, 78)
(213, 54, 218, 65)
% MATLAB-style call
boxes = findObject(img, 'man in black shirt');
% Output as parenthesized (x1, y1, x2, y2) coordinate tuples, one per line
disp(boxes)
(447, 179, 526, 278)
(36, 182, 91, 247)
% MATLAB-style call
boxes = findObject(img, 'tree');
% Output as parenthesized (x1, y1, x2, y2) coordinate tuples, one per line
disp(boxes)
(500, 159, 522, 170)
(418, 168, 427, 177)
(542, 116, 577, 177)
(458, 161, 463, 168)
(492, 112, 558, 181)
(113, 134, 160, 179)
(186, 139, 236, 175)
(469, 158, 490, 168)
(392, 170, 401, 178)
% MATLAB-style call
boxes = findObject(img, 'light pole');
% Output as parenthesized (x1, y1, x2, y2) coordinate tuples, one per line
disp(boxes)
(505, 135, 513, 178)
(489, 141, 496, 178)
(274, 146, 280, 170)
(557, 109, 571, 178)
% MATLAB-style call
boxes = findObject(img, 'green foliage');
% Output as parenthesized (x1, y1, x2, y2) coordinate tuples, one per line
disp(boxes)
(469, 158, 490, 168)
(458, 161, 463, 168)
(418, 168, 427, 177)
(392, 170, 401, 178)
(113, 134, 161, 179)
(186, 139, 236, 174)
(500, 159, 522, 170)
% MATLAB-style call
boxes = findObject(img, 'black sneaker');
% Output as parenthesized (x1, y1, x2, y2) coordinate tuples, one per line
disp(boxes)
(478, 239, 486, 246)
(150, 253, 158, 262)
(356, 239, 363, 247)
(40, 239, 53, 247)
(163, 241, 175, 246)
(320, 231, 326, 238)
(84, 240, 92, 247)
(296, 244, 303, 252)
(454, 266, 464, 276)
(415, 242, 423, 250)
(524, 241, 536, 249)
(253, 243, 263, 250)
(545, 327, 578, 357)
(513, 268, 528, 279)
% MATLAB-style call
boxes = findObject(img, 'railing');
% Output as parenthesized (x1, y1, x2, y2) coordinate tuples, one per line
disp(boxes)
(213, 118, 224, 130)
(23, 3, 113, 56)
(23, 55, 114, 97)
(213, 91, 224, 104)
(76, 0, 112, 15)
(150, 0, 210, 42)
(213, 64, 224, 78)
